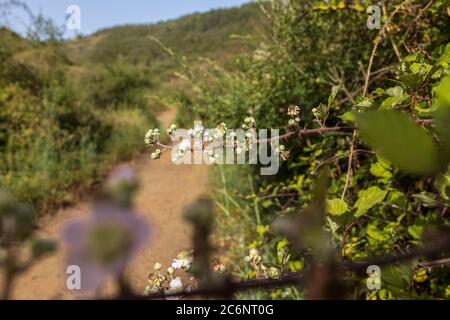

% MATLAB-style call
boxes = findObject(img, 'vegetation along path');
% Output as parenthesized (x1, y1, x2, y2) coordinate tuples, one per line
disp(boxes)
(10, 109, 209, 299)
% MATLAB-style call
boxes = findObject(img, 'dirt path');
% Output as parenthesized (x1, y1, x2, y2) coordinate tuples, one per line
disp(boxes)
(10, 109, 210, 299)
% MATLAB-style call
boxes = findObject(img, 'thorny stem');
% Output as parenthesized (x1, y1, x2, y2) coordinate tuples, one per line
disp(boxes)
(155, 126, 356, 153)
(344, 0, 410, 201)
(126, 237, 450, 300)
(154, 120, 433, 155)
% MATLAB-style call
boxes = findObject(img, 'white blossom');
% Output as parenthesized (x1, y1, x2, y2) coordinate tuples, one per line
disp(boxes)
(171, 249, 193, 270)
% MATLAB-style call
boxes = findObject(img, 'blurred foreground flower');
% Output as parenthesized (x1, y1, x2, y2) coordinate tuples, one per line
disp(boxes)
(62, 202, 150, 292)
(105, 165, 139, 208)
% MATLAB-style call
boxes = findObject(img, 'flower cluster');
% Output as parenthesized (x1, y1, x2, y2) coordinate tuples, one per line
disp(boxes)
(287, 105, 300, 117)
(145, 106, 302, 164)
(144, 249, 194, 298)
(312, 104, 327, 126)
(171, 138, 191, 163)
(171, 249, 194, 270)
(166, 124, 177, 136)
(214, 122, 228, 141)
(144, 129, 160, 147)
(233, 117, 257, 154)
(151, 149, 162, 160)
(287, 105, 301, 127)
(244, 248, 280, 279)
(275, 144, 290, 161)
(188, 124, 205, 140)
(212, 261, 227, 273)
(241, 116, 256, 130)
(205, 150, 219, 165)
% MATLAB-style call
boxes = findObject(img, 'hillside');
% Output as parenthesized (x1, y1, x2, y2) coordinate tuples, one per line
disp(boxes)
(0, 2, 264, 213)
(64, 3, 264, 75)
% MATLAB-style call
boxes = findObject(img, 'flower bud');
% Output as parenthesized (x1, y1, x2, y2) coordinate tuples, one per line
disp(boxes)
(153, 262, 162, 271)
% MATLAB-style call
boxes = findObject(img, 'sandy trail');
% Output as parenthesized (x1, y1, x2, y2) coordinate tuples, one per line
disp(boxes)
(9, 109, 210, 299)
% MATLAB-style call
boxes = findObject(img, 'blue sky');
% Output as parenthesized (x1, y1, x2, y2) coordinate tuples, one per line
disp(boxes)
(4, 0, 252, 37)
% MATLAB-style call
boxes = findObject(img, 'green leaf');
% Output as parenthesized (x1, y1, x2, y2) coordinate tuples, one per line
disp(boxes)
(328, 85, 340, 108)
(435, 172, 450, 201)
(435, 102, 450, 162)
(288, 260, 303, 272)
(370, 160, 393, 182)
(386, 86, 404, 98)
(379, 96, 406, 110)
(262, 200, 273, 209)
(408, 224, 423, 240)
(277, 239, 289, 251)
(339, 111, 356, 122)
(354, 186, 387, 217)
(366, 224, 389, 241)
(373, 88, 386, 96)
(396, 74, 421, 88)
(326, 198, 349, 216)
(354, 96, 373, 109)
(434, 75, 450, 108)
(355, 110, 444, 175)
(439, 43, 450, 65)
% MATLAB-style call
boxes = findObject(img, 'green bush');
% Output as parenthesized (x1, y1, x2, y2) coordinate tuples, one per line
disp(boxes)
(188, 0, 450, 300)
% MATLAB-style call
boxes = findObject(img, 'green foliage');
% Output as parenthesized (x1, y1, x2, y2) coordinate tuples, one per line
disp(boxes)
(83, 60, 153, 110)
(355, 110, 445, 175)
(0, 30, 157, 212)
(189, 0, 450, 300)
(326, 198, 349, 216)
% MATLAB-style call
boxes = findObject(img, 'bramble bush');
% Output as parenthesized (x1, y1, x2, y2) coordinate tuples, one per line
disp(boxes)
(146, 0, 450, 299)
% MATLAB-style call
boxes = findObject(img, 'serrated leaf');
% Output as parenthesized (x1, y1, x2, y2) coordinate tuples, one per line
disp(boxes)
(370, 161, 393, 181)
(396, 74, 421, 88)
(355, 110, 444, 175)
(354, 186, 387, 217)
(326, 198, 349, 216)
(354, 97, 373, 109)
(386, 86, 404, 98)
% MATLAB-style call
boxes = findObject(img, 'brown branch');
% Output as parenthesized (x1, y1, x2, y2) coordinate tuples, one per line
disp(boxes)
(341, 130, 357, 200)
(134, 237, 450, 300)
(400, 0, 434, 49)
(153, 118, 434, 158)
(417, 258, 450, 269)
